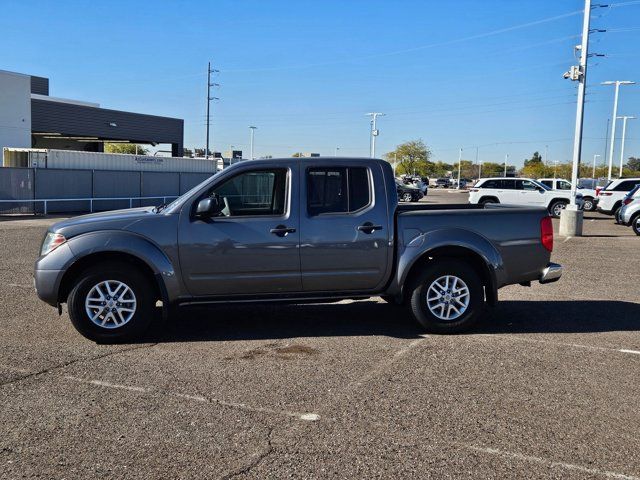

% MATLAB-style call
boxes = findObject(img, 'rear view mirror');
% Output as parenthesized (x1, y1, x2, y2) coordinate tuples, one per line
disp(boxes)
(195, 196, 222, 218)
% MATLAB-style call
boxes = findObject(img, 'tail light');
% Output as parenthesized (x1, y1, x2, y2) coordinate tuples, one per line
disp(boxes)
(541, 216, 553, 252)
(595, 186, 602, 196)
(623, 197, 634, 206)
(600, 191, 613, 196)
(470, 188, 479, 192)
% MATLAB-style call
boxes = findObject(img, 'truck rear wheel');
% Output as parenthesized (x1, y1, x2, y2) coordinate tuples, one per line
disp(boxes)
(67, 262, 155, 343)
(409, 259, 484, 334)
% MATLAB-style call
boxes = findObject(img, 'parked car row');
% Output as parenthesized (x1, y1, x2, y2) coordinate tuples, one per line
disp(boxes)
(396, 179, 424, 202)
(468, 177, 584, 218)
(614, 183, 640, 235)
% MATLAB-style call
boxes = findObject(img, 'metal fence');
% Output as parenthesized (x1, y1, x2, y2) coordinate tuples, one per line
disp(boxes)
(0, 167, 212, 214)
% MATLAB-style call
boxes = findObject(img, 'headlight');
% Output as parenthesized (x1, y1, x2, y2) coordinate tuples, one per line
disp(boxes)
(41, 232, 66, 256)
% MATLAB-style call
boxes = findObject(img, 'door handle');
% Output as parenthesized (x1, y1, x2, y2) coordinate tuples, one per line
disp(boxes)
(270, 225, 296, 237)
(357, 222, 383, 234)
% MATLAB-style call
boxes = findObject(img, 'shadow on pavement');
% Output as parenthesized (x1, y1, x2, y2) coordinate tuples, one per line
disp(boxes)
(473, 300, 640, 334)
(140, 299, 640, 343)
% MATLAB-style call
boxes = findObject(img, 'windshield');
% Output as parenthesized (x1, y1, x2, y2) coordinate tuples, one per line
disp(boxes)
(162, 170, 221, 214)
(532, 179, 551, 191)
(626, 184, 640, 198)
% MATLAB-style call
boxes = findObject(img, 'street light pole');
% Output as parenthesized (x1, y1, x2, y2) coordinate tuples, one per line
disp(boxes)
(249, 126, 257, 160)
(457, 148, 462, 190)
(617, 116, 635, 176)
(593, 154, 600, 180)
(504, 154, 509, 177)
(602, 81, 635, 180)
(366, 113, 384, 158)
(475, 146, 480, 180)
(335, 146, 340, 157)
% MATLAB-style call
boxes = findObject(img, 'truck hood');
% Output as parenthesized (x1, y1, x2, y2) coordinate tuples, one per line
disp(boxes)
(50, 207, 161, 237)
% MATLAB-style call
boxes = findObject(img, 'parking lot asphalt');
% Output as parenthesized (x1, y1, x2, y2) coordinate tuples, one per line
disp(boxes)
(1, 191, 639, 479)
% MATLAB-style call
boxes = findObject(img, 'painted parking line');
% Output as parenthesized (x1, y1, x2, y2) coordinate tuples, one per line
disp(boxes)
(64, 375, 321, 422)
(477, 334, 640, 357)
(464, 445, 640, 480)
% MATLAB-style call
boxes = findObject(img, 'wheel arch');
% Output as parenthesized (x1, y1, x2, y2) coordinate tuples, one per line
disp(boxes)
(57, 231, 179, 308)
(479, 196, 499, 204)
(397, 233, 501, 306)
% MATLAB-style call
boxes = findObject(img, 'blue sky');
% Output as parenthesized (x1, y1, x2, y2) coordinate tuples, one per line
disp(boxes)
(2, 0, 640, 167)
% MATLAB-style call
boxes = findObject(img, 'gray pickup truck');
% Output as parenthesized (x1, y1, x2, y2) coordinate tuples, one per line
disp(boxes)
(34, 158, 562, 342)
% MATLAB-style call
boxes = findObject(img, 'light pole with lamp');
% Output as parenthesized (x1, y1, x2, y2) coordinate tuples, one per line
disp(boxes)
(249, 126, 257, 160)
(617, 115, 636, 176)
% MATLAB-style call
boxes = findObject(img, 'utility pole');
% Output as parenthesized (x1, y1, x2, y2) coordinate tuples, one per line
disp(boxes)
(560, 0, 592, 236)
(456, 148, 463, 190)
(617, 115, 636, 176)
(593, 154, 600, 180)
(205, 62, 220, 159)
(475, 147, 480, 180)
(249, 126, 257, 160)
(545, 145, 549, 167)
(602, 81, 635, 180)
(366, 113, 384, 158)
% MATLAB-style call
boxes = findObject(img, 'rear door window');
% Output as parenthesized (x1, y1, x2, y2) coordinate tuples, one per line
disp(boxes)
(540, 180, 552, 189)
(614, 180, 640, 192)
(307, 167, 371, 215)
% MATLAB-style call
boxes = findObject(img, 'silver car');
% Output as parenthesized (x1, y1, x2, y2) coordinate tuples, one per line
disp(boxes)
(618, 185, 640, 235)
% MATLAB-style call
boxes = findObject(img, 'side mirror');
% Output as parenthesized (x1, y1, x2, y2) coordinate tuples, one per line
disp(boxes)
(537, 187, 545, 193)
(195, 196, 222, 218)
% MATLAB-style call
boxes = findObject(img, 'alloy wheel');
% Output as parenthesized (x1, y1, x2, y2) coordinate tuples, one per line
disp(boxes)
(425, 275, 470, 321)
(85, 280, 137, 329)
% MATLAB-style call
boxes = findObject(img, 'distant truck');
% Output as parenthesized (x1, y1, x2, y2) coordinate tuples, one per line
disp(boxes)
(34, 158, 562, 342)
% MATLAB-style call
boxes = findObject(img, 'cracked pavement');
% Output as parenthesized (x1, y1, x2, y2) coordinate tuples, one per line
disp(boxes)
(1, 190, 639, 479)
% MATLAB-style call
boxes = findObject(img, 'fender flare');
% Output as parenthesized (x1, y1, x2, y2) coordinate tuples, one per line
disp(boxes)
(61, 230, 181, 306)
(395, 227, 504, 303)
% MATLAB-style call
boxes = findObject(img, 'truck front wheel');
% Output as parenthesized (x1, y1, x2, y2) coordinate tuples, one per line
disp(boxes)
(409, 259, 484, 334)
(67, 262, 155, 343)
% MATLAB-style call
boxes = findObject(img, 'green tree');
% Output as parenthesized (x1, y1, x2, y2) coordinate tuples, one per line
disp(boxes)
(104, 143, 149, 155)
(292, 152, 303, 157)
(524, 151, 543, 167)
(626, 157, 640, 173)
(480, 162, 506, 177)
(384, 140, 432, 176)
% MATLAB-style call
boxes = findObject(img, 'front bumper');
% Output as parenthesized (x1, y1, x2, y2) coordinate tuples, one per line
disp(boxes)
(34, 268, 64, 307)
(539, 262, 562, 284)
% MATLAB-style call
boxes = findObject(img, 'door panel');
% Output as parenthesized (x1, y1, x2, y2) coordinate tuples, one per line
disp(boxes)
(299, 163, 390, 292)
(178, 164, 302, 297)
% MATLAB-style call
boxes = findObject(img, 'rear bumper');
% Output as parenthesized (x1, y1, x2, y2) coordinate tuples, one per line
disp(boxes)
(596, 206, 614, 215)
(539, 262, 562, 284)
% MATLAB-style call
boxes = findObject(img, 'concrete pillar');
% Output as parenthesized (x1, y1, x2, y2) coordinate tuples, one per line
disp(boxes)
(559, 205, 583, 237)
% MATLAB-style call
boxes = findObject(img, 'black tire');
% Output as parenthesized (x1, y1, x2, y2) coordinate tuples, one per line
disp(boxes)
(583, 197, 595, 212)
(613, 204, 623, 224)
(480, 198, 498, 206)
(409, 259, 484, 334)
(67, 262, 155, 343)
(549, 200, 568, 218)
(632, 213, 640, 236)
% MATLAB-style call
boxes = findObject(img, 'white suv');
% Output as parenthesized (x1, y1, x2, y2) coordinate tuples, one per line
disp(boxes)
(596, 178, 640, 217)
(538, 178, 597, 211)
(469, 177, 583, 217)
